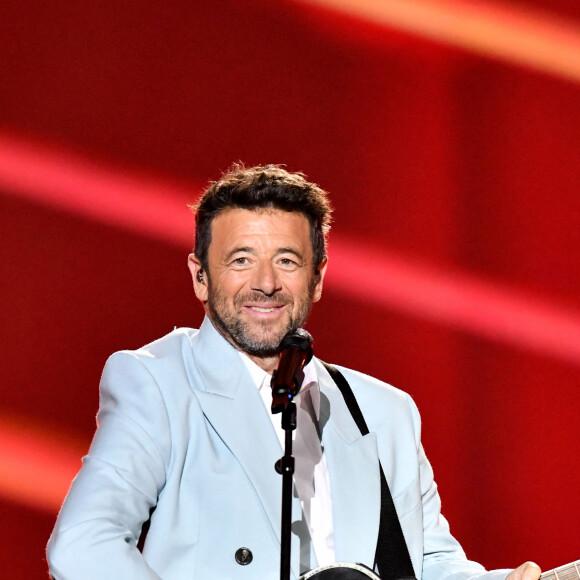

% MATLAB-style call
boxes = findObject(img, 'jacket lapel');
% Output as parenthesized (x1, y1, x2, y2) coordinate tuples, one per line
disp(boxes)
(185, 321, 381, 575)
(316, 360, 381, 569)
(188, 319, 304, 577)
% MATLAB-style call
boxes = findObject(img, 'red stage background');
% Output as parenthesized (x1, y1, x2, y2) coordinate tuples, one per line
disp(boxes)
(1, 1, 579, 577)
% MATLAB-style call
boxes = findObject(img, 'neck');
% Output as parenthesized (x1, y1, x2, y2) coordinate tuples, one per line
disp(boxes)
(246, 353, 278, 374)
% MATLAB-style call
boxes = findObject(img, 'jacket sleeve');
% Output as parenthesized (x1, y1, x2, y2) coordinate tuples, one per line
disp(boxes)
(405, 394, 512, 580)
(46, 351, 171, 580)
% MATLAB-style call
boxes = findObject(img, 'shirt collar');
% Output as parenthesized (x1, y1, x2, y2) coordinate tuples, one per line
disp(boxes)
(238, 351, 320, 420)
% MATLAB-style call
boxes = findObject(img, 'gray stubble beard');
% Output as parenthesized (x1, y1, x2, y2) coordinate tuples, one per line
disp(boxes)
(207, 285, 315, 358)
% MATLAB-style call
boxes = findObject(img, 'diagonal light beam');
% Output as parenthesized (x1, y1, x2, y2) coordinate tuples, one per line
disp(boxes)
(326, 241, 580, 366)
(2, 134, 580, 366)
(0, 135, 194, 248)
(0, 415, 86, 512)
(292, 0, 580, 83)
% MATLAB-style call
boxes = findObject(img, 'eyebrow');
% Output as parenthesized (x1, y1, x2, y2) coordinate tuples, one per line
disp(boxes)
(225, 246, 254, 261)
(275, 247, 304, 261)
(225, 247, 305, 261)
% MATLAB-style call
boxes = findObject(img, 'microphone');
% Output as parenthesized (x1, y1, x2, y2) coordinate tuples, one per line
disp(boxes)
(270, 328, 314, 414)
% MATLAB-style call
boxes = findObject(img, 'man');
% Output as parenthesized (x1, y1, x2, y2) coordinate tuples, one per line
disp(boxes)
(47, 164, 541, 580)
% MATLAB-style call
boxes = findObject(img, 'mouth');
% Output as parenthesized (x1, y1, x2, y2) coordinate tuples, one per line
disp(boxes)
(249, 306, 277, 313)
(242, 303, 286, 316)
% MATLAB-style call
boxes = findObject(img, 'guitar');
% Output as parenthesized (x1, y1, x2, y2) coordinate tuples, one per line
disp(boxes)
(300, 562, 380, 579)
(540, 561, 580, 580)
(299, 559, 580, 580)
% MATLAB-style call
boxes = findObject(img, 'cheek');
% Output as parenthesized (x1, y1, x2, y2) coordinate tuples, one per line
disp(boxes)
(285, 274, 315, 300)
(213, 272, 249, 300)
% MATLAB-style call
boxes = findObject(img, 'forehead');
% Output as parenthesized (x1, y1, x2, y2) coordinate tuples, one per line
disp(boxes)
(208, 208, 312, 254)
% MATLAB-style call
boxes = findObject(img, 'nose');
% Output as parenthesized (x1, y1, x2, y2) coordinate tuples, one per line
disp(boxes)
(250, 260, 281, 296)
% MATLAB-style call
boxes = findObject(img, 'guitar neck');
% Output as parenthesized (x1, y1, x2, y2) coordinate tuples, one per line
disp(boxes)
(541, 561, 580, 580)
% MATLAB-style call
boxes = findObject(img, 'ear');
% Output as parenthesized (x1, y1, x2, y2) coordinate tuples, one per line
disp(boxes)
(188, 253, 208, 302)
(312, 257, 328, 303)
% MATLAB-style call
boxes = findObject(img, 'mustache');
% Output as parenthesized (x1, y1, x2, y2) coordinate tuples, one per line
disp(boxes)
(234, 292, 291, 306)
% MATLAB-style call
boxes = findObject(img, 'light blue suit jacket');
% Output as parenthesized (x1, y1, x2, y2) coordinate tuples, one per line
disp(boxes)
(47, 318, 510, 580)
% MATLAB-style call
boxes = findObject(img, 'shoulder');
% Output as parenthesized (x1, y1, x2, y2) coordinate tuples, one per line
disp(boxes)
(331, 364, 410, 403)
(98, 328, 202, 402)
(316, 360, 422, 445)
(319, 361, 414, 412)
(130, 327, 199, 358)
(105, 327, 199, 368)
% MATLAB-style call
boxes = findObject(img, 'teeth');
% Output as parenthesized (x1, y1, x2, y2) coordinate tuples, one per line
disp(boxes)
(250, 306, 276, 312)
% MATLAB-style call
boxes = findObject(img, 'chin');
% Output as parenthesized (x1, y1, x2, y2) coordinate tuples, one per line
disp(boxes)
(244, 330, 289, 353)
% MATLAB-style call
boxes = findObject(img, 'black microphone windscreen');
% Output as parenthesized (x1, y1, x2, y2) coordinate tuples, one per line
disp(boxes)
(279, 328, 313, 364)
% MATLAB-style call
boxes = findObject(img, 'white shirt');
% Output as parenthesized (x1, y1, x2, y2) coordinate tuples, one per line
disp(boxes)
(239, 352, 335, 567)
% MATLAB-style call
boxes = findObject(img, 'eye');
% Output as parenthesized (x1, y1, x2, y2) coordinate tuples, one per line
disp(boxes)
(278, 257, 299, 269)
(232, 256, 249, 265)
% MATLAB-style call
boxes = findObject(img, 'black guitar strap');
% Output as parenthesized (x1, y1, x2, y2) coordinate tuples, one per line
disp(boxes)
(321, 362, 417, 580)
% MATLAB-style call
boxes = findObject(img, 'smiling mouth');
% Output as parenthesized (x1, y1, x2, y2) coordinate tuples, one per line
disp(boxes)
(242, 302, 288, 315)
(237, 294, 289, 316)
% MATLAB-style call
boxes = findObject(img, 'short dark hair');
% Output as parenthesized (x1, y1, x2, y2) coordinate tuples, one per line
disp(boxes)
(192, 163, 332, 272)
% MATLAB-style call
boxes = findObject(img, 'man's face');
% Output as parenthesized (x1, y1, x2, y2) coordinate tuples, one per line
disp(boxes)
(189, 208, 326, 359)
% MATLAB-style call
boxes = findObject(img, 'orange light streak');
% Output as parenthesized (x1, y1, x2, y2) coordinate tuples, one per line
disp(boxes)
(293, 0, 580, 83)
(327, 241, 580, 366)
(0, 135, 194, 248)
(0, 414, 87, 512)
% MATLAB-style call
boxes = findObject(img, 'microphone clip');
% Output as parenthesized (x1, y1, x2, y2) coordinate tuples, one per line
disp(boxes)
(271, 367, 305, 414)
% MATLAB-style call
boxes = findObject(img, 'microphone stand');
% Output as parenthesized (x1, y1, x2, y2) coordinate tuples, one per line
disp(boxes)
(276, 400, 297, 580)
(273, 368, 305, 580)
